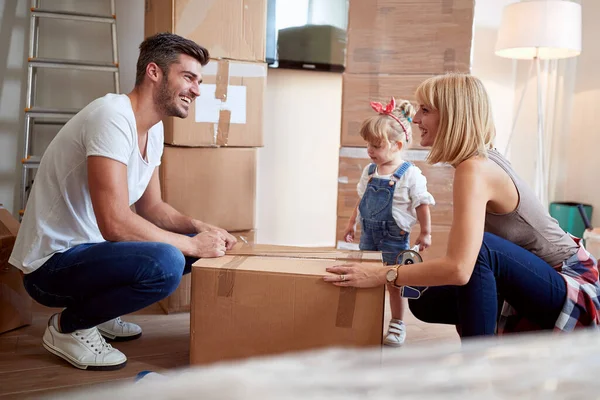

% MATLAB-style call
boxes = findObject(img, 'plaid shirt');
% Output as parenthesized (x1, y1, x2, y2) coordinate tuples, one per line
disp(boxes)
(498, 240, 600, 334)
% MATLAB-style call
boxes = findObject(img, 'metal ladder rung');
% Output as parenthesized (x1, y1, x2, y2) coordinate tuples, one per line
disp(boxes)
(29, 57, 118, 72)
(20, 0, 119, 219)
(22, 156, 41, 169)
(31, 8, 116, 24)
(26, 107, 79, 120)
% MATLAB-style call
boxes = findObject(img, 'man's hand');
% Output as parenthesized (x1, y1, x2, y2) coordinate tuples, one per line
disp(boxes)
(193, 221, 237, 250)
(189, 231, 227, 258)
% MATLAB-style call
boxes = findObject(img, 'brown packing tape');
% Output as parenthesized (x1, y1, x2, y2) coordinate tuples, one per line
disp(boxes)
(216, 109, 231, 146)
(217, 256, 247, 297)
(347, 0, 380, 74)
(335, 288, 357, 328)
(444, 49, 457, 72)
(443, 0, 458, 71)
(215, 59, 229, 101)
(442, 0, 454, 14)
(215, 59, 230, 146)
(340, 251, 365, 261)
(335, 252, 362, 328)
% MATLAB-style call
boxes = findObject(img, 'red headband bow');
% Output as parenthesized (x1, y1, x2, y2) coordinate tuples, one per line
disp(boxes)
(370, 97, 409, 142)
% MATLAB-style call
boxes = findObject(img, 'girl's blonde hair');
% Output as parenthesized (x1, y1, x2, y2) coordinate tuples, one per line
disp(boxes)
(415, 73, 496, 167)
(359, 98, 416, 147)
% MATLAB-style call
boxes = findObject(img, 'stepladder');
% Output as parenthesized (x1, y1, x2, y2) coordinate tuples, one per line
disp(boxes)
(20, 0, 120, 219)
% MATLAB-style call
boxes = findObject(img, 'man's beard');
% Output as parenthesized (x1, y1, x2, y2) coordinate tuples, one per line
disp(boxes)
(155, 76, 187, 118)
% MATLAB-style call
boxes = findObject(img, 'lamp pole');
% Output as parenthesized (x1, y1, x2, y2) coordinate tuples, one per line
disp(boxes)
(534, 49, 547, 208)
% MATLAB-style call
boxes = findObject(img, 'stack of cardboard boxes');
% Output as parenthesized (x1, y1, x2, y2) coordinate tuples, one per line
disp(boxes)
(144, 0, 267, 313)
(337, 0, 475, 260)
(0, 207, 32, 335)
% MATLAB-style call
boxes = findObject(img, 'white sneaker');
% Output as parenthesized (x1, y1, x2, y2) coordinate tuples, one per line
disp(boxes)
(97, 317, 142, 342)
(43, 314, 127, 370)
(383, 319, 406, 347)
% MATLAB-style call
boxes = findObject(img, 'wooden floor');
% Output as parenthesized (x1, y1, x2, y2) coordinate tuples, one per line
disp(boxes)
(0, 298, 459, 399)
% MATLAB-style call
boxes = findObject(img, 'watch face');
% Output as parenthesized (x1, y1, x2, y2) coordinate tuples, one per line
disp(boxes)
(386, 268, 397, 282)
(396, 250, 423, 265)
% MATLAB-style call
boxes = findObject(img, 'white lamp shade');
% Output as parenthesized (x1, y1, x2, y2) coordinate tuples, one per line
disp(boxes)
(495, 0, 582, 60)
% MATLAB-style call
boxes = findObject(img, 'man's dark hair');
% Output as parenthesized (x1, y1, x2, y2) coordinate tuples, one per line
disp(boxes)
(135, 32, 210, 86)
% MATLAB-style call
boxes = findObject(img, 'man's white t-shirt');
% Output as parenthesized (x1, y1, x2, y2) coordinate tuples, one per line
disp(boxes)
(9, 93, 164, 274)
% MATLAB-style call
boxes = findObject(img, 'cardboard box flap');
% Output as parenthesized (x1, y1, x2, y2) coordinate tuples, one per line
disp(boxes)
(227, 243, 382, 261)
(0, 208, 19, 266)
(193, 255, 382, 276)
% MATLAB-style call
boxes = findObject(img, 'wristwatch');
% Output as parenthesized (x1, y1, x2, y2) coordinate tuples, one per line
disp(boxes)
(385, 265, 400, 285)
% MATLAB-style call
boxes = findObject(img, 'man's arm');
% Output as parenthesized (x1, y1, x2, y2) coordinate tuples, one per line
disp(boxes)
(88, 156, 226, 257)
(134, 167, 237, 249)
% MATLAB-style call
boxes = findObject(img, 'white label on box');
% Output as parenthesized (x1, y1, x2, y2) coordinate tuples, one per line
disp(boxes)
(195, 84, 247, 124)
(338, 176, 349, 184)
(203, 61, 267, 77)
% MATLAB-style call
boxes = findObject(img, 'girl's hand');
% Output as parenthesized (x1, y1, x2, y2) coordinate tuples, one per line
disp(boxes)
(343, 222, 356, 243)
(416, 232, 432, 251)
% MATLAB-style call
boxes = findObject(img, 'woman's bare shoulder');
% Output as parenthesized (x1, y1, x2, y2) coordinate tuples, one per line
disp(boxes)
(455, 156, 487, 177)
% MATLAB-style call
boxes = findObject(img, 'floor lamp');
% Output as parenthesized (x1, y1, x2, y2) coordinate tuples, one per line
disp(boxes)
(495, 0, 582, 207)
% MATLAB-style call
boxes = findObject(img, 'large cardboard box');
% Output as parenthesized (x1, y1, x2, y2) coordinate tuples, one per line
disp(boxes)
(340, 73, 435, 148)
(160, 146, 257, 232)
(144, 0, 266, 62)
(345, 0, 475, 75)
(336, 148, 454, 260)
(0, 208, 32, 334)
(190, 247, 385, 365)
(162, 59, 266, 147)
(159, 230, 256, 314)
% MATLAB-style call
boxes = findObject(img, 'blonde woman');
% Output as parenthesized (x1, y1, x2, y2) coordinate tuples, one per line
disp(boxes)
(325, 73, 600, 337)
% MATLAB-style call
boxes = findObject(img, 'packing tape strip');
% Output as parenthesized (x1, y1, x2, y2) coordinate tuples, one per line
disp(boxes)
(216, 109, 231, 146)
(215, 59, 229, 101)
(335, 251, 363, 328)
(442, 0, 454, 14)
(217, 256, 247, 297)
(215, 59, 230, 146)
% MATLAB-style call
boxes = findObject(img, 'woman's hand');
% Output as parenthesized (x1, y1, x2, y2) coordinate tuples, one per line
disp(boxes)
(323, 263, 389, 288)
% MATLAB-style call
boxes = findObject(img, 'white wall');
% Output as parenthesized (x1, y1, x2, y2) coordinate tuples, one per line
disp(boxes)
(470, 0, 519, 151)
(563, 0, 600, 226)
(255, 68, 342, 246)
(0, 0, 144, 216)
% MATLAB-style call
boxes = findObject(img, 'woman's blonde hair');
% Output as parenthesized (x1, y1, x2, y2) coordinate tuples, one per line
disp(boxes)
(359, 98, 415, 147)
(415, 73, 495, 167)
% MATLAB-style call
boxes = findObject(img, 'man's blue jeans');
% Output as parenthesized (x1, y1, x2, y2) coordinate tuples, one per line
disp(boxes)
(408, 232, 568, 337)
(23, 241, 197, 333)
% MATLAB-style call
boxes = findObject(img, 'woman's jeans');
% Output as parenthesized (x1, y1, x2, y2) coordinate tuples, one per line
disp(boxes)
(408, 232, 568, 337)
(23, 240, 198, 333)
